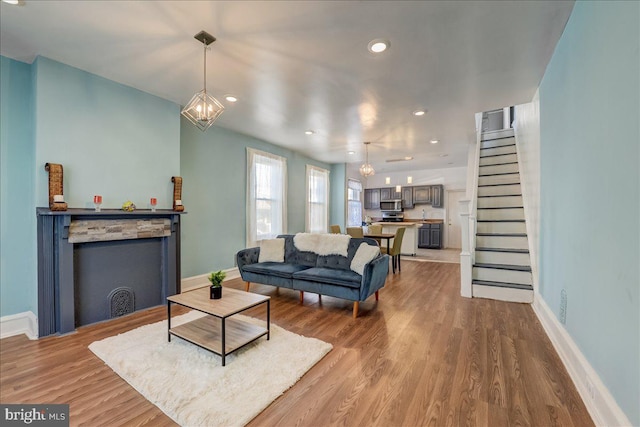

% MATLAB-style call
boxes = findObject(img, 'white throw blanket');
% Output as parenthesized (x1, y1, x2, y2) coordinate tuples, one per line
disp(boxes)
(293, 233, 351, 257)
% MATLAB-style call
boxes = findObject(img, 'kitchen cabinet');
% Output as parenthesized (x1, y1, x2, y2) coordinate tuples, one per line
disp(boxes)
(364, 188, 380, 210)
(401, 187, 414, 209)
(413, 186, 431, 204)
(431, 185, 443, 208)
(380, 187, 396, 201)
(418, 223, 443, 249)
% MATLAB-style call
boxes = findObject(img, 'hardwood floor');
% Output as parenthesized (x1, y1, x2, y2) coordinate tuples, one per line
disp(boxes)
(0, 260, 593, 427)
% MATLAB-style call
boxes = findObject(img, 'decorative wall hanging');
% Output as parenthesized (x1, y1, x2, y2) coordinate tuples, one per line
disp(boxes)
(45, 163, 68, 211)
(172, 176, 185, 212)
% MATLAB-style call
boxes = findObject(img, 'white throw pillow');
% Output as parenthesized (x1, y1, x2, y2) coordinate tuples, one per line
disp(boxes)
(259, 238, 285, 263)
(350, 243, 380, 275)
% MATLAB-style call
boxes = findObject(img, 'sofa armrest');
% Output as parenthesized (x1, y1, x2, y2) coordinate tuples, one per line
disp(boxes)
(236, 247, 260, 274)
(360, 254, 389, 300)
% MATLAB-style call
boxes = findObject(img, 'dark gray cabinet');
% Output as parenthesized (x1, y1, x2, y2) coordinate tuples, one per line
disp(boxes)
(418, 223, 443, 249)
(413, 186, 431, 204)
(401, 187, 414, 209)
(364, 188, 380, 210)
(431, 185, 443, 208)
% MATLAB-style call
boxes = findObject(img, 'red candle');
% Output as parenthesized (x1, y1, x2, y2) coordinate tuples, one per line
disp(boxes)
(150, 197, 157, 206)
(94, 195, 102, 204)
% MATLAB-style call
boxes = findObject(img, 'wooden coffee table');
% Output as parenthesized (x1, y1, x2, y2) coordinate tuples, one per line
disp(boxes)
(167, 287, 270, 366)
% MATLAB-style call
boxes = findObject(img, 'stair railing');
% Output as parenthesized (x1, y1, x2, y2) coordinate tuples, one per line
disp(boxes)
(459, 113, 483, 298)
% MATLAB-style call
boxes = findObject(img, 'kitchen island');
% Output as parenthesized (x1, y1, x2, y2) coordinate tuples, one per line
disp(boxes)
(370, 220, 445, 255)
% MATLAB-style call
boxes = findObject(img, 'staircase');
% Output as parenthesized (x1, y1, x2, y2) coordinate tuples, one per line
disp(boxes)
(472, 128, 533, 303)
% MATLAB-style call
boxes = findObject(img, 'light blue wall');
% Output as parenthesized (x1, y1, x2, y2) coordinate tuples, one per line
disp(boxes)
(0, 56, 36, 317)
(539, 1, 639, 424)
(33, 57, 180, 209)
(330, 163, 346, 229)
(0, 56, 181, 318)
(180, 118, 335, 277)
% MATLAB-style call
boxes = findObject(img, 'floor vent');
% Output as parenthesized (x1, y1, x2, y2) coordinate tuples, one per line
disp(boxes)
(108, 287, 135, 319)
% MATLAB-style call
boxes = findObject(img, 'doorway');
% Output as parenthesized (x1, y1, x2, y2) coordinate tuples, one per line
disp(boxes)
(446, 190, 466, 249)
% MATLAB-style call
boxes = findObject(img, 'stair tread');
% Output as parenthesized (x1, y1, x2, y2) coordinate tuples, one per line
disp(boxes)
(480, 143, 516, 149)
(476, 219, 525, 222)
(476, 233, 527, 237)
(479, 162, 519, 167)
(472, 279, 533, 291)
(474, 263, 532, 271)
(477, 206, 524, 210)
(481, 135, 515, 142)
(478, 194, 522, 198)
(479, 172, 520, 178)
(478, 183, 521, 187)
(480, 152, 517, 158)
(476, 247, 529, 253)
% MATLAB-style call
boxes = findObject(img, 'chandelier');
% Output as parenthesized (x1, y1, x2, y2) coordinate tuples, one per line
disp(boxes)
(181, 31, 225, 132)
(359, 141, 375, 177)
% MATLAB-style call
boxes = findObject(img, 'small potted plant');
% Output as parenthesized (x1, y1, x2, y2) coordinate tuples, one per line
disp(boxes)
(208, 270, 226, 299)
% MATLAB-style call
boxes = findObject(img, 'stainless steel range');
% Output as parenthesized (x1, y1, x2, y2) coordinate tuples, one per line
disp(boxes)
(381, 212, 404, 222)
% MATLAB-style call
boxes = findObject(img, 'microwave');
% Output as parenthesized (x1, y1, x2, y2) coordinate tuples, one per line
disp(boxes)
(380, 199, 402, 212)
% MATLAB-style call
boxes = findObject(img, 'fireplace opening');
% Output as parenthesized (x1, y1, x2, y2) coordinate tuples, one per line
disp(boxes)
(73, 238, 163, 327)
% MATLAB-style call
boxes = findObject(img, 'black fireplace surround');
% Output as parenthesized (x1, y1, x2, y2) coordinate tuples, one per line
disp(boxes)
(36, 208, 184, 337)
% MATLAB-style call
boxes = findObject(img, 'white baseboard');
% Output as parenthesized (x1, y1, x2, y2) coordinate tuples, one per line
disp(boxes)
(181, 267, 241, 293)
(0, 311, 38, 340)
(532, 295, 632, 427)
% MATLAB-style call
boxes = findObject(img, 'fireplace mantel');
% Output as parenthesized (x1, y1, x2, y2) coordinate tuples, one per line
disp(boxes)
(36, 208, 186, 337)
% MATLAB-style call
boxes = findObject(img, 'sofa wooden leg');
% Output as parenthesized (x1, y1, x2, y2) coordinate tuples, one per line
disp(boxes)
(353, 301, 359, 319)
(375, 290, 379, 301)
(245, 281, 250, 292)
(300, 291, 304, 304)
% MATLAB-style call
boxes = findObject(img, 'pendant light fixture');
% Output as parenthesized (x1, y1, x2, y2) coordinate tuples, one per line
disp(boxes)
(181, 31, 224, 132)
(359, 142, 375, 177)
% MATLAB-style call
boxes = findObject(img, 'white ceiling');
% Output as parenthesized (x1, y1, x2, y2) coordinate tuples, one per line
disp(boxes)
(0, 0, 574, 173)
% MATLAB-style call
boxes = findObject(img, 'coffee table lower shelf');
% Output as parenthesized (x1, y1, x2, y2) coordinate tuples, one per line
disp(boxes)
(170, 316, 268, 361)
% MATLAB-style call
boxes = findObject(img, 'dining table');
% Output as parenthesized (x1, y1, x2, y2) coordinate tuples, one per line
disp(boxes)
(363, 232, 395, 254)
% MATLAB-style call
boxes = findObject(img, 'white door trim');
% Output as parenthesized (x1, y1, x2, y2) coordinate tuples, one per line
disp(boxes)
(446, 189, 466, 249)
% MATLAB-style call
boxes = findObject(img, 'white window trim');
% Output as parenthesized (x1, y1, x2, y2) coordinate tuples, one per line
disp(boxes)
(347, 178, 363, 227)
(305, 164, 330, 234)
(246, 148, 287, 247)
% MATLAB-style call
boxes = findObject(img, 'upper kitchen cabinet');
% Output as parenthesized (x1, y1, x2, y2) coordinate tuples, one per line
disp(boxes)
(431, 184, 444, 208)
(364, 188, 381, 210)
(413, 186, 431, 204)
(401, 187, 414, 209)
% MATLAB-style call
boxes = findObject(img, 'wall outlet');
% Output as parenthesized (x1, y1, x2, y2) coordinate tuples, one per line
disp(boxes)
(586, 377, 596, 400)
(559, 289, 567, 324)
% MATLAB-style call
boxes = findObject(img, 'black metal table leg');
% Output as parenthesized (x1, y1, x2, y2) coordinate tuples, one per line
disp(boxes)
(221, 317, 226, 366)
(167, 302, 171, 342)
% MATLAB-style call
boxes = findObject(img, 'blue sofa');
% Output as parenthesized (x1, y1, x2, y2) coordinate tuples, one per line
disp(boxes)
(236, 234, 389, 318)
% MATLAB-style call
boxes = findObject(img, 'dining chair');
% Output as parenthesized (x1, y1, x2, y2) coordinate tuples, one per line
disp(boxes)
(330, 224, 342, 234)
(346, 227, 364, 238)
(367, 224, 382, 234)
(381, 227, 405, 273)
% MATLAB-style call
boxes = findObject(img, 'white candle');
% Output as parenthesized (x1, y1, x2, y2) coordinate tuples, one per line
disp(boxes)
(175, 200, 182, 206)
(53, 195, 64, 203)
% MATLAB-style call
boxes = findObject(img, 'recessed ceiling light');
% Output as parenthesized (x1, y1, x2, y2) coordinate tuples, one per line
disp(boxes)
(224, 95, 237, 103)
(413, 110, 426, 116)
(368, 39, 389, 54)
(404, 156, 413, 161)
(305, 130, 314, 135)
(347, 150, 356, 155)
(1, 0, 20, 4)
(430, 139, 439, 144)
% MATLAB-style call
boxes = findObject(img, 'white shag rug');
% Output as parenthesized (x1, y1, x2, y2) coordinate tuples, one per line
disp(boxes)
(89, 311, 332, 427)
(293, 232, 351, 256)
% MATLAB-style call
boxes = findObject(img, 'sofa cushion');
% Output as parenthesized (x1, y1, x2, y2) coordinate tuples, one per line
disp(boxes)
(243, 262, 310, 279)
(350, 243, 381, 275)
(258, 238, 285, 263)
(293, 267, 362, 289)
(280, 235, 318, 267)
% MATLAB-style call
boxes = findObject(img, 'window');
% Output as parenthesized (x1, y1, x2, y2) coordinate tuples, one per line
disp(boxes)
(306, 165, 330, 233)
(347, 179, 363, 227)
(247, 148, 287, 247)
